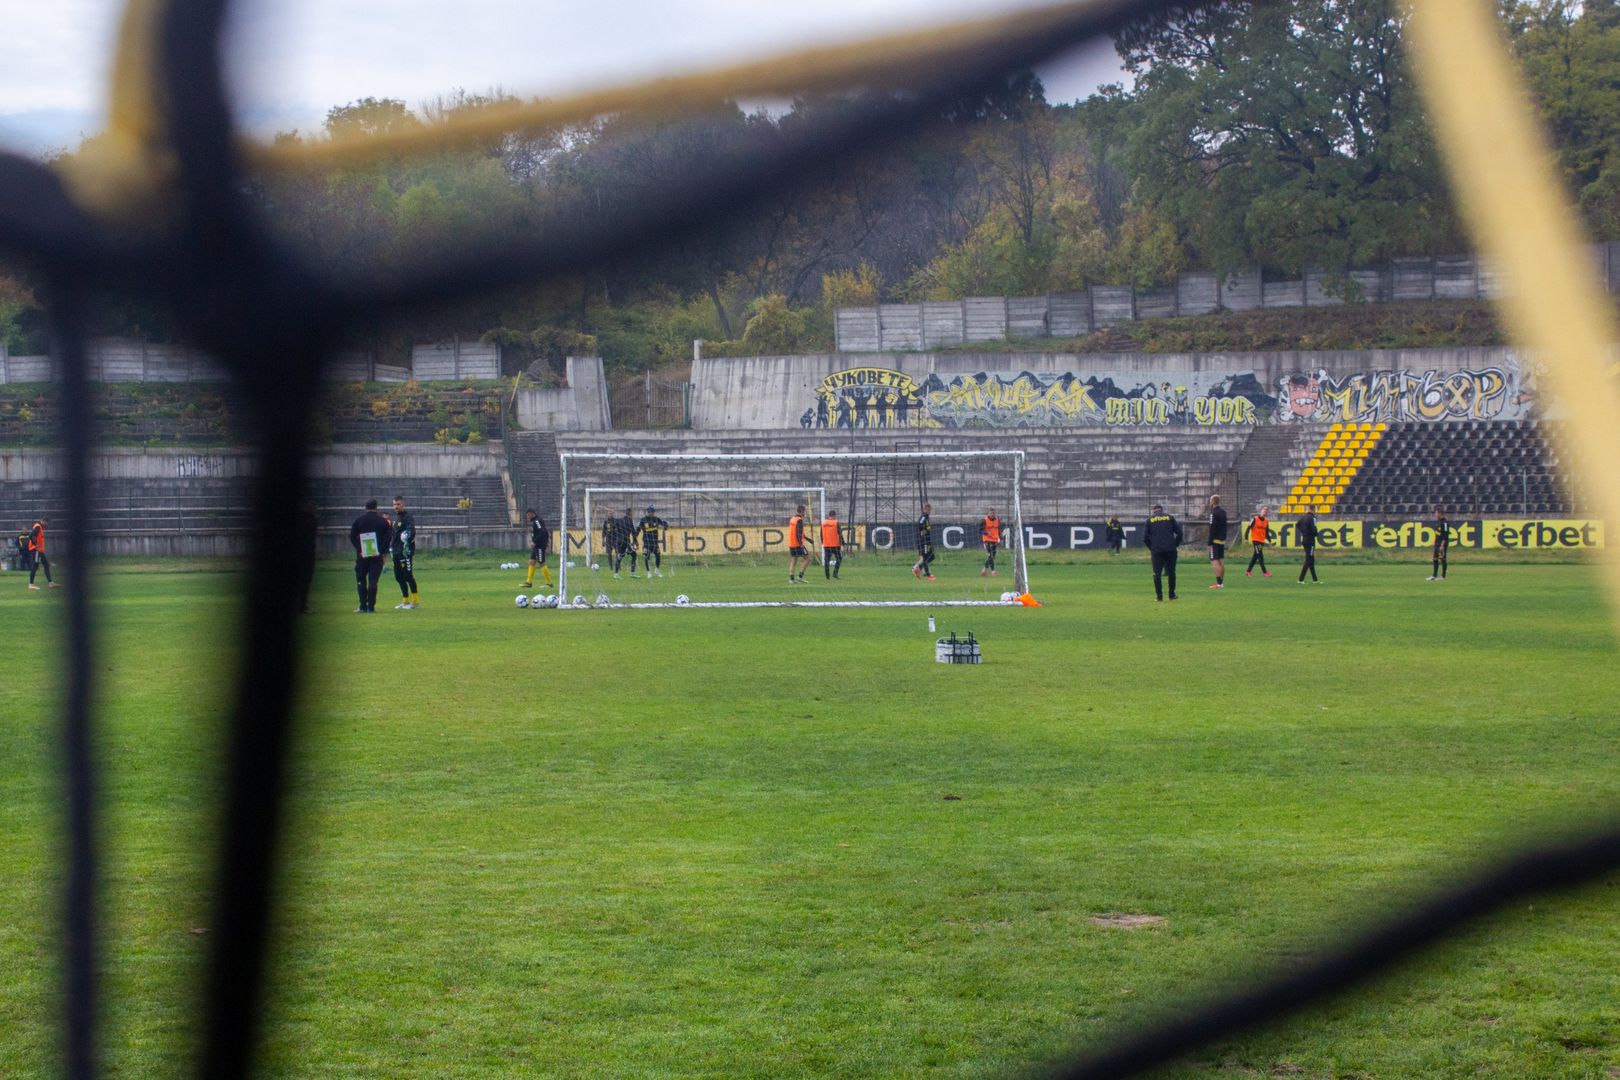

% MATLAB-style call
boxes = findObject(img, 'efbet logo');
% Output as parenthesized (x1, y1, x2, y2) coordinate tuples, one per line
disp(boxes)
(1368, 522, 1479, 549)
(1483, 520, 1602, 549)
(1270, 521, 1363, 548)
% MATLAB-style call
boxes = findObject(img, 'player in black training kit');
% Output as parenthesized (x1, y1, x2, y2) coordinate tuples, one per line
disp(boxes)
(619, 508, 638, 574)
(1207, 495, 1228, 589)
(349, 500, 393, 613)
(391, 495, 420, 608)
(1143, 502, 1183, 601)
(912, 502, 936, 580)
(524, 509, 554, 589)
(1428, 507, 1450, 580)
(638, 506, 669, 578)
(1297, 509, 1319, 583)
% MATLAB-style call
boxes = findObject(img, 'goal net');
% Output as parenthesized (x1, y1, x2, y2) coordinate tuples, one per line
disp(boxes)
(556, 451, 1028, 608)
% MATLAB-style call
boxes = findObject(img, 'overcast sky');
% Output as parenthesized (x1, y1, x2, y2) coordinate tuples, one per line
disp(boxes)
(0, 0, 1126, 154)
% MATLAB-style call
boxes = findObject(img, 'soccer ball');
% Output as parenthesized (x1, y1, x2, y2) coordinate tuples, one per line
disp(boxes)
(545, 594, 559, 608)
(591, 562, 601, 571)
(530, 594, 546, 609)
(572, 595, 586, 607)
(515, 594, 530, 608)
(999, 591, 1016, 603)
(675, 594, 691, 606)
(594, 593, 611, 607)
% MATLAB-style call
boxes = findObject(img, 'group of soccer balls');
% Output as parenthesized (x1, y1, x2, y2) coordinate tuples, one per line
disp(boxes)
(515, 592, 693, 609)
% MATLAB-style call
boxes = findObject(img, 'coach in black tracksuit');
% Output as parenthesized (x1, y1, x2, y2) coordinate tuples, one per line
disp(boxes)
(349, 499, 393, 614)
(1297, 510, 1319, 583)
(1143, 503, 1183, 602)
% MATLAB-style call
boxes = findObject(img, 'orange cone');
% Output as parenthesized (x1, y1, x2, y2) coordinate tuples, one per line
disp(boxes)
(1018, 592, 1042, 607)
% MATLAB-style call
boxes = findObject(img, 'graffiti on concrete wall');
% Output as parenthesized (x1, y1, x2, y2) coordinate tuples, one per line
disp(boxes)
(804, 367, 1278, 428)
(801, 360, 1532, 428)
(1274, 364, 1530, 424)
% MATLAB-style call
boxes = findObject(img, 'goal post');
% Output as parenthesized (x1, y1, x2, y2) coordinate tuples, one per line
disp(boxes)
(556, 450, 1029, 608)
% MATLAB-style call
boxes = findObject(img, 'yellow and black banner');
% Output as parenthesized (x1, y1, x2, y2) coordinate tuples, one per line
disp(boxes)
(566, 524, 867, 557)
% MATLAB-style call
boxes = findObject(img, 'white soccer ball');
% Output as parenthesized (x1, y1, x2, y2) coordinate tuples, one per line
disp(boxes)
(566, 560, 577, 568)
(594, 593, 611, 607)
(531, 594, 546, 609)
(591, 562, 601, 571)
(572, 595, 586, 607)
(515, 594, 530, 608)
(675, 594, 691, 606)
(545, 594, 559, 608)
(1000, 591, 1016, 603)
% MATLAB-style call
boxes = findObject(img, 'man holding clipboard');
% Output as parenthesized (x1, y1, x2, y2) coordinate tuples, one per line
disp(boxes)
(350, 499, 393, 614)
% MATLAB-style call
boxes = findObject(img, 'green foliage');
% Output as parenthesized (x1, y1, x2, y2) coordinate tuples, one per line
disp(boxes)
(1109, 0, 1465, 274)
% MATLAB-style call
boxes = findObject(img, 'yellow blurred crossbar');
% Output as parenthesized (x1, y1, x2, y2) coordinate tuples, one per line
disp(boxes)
(1407, 0, 1620, 632)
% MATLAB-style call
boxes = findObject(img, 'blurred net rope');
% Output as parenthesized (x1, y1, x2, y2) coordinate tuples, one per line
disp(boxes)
(1, 0, 1618, 1076)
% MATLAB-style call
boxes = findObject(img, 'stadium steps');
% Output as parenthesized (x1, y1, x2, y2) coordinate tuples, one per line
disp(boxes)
(506, 431, 562, 521)
(551, 429, 1251, 521)
(1232, 424, 1320, 515)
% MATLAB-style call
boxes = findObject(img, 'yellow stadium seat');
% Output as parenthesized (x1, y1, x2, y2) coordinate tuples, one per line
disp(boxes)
(1374, 422, 1388, 433)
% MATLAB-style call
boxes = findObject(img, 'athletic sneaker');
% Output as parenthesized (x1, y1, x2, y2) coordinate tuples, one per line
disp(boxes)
(1426, 575, 1437, 581)
(980, 569, 988, 577)
(1209, 584, 1222, 589)
(613, 573, 621, 579)
(1245, 571, 1252, 577)
(655, 570, 664, 578)
(925, 575, 936, 581)
(48, 582, 61, 588)
(27, 583, 39, 590)
(1168, 593, 1178, 600)
(1263, 572, 1272, 578)
(395, 602, 411, 609)
(990, 571, 998, 577)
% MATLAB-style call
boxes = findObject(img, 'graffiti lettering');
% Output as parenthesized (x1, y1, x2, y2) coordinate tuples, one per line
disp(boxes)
(1282, 368, 1517, 424)
(1106, 397, 1169, 425)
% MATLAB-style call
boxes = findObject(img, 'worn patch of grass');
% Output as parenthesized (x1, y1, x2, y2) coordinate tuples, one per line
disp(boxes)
(1, 554, 1617, 1077)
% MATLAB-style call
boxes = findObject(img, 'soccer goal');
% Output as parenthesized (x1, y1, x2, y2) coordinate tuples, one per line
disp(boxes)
(557, 451, 1028, 608)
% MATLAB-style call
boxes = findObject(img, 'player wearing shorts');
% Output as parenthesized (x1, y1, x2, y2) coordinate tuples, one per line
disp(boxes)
(638, 506, 668, 578)
(912, 503, 936, 580)
(524, 509, 554, 589)
(787, 504, 811, 583)
(979, 509, 1002, 576)
(820, 509, 843, 579)
(1207, 494, 1228, 589)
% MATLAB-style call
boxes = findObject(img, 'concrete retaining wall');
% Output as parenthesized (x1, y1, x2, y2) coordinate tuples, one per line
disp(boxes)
(692, 347, 1527, 430)
(832, 243, 1620, 351)
(512, 356, 612, 431)
(0, 339, 497, 384)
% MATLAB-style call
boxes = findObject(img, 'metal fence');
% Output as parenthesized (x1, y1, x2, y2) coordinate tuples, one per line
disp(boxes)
(4, 0, 1620, 1078)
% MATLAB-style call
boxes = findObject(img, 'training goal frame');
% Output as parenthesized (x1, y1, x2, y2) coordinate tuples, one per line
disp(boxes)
(557, 450, 1029, 607)
(581, 486, 827, 565)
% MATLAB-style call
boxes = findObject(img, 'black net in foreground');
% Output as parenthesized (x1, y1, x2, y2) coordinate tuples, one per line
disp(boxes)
(0, 1, 1617, 1078)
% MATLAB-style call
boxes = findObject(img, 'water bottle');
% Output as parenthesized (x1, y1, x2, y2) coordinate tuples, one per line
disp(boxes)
(928, 614, 936, 633)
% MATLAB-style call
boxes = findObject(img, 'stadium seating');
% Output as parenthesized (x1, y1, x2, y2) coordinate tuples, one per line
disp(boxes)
(1333, 420, 1586, 516)
(1280, 422, 1385, 515)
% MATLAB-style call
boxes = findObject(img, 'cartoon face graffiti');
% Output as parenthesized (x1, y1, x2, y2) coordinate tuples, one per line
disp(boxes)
(1282, 372, 1324, 420)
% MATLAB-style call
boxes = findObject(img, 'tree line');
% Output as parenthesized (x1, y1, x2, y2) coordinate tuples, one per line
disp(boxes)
(1, 0, 1614, 372)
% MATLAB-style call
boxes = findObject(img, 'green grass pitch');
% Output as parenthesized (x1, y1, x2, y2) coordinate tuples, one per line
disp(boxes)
(1, 550, 1618, 1077)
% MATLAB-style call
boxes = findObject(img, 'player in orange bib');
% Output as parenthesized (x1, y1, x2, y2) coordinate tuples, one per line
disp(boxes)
(820, 509, 843, 579)
(1245, 506, 1272, 577)
(787, 504, 812, 584)
(979, 510, 1002, 577)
